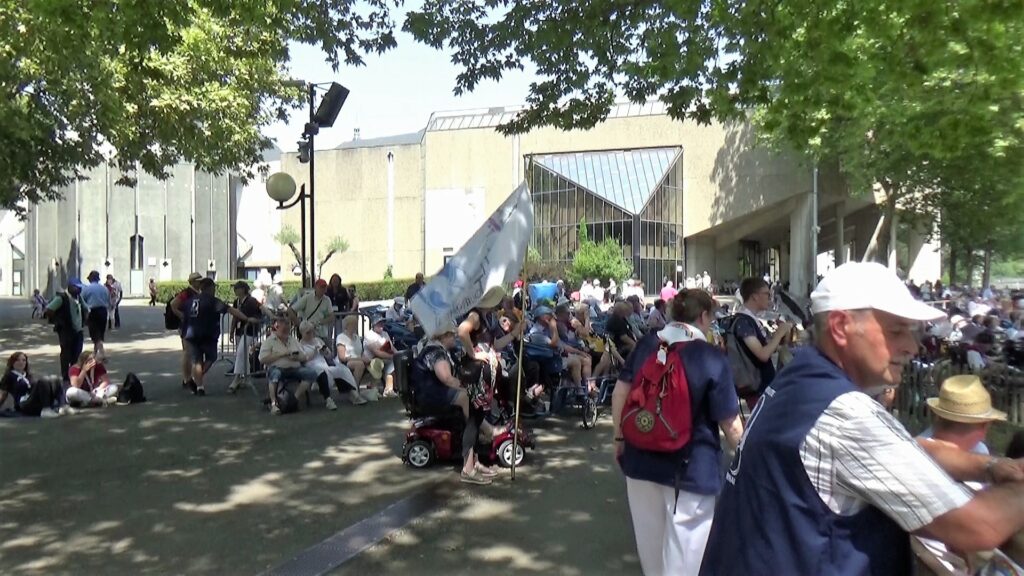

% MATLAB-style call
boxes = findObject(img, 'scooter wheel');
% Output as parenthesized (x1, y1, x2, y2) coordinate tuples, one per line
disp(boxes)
(582, 397, 599, 430)
(497, 439, 525, 468)
(404, 439, 434, 469)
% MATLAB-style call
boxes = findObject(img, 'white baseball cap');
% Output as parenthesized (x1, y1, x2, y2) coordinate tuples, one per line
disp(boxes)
(810, 262, 945, 321)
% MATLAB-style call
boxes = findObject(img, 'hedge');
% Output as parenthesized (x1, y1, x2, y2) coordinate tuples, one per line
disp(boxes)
(154, 277, 420, 304)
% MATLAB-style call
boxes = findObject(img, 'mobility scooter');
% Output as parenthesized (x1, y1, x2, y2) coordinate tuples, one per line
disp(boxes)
(396, 349, 536, 469)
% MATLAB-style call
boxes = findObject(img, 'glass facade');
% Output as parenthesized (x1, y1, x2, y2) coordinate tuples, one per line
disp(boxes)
(528, 148, 684, 290)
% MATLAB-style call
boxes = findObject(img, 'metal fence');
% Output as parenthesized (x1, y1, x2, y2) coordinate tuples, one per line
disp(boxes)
(897, 360, 1024, 432)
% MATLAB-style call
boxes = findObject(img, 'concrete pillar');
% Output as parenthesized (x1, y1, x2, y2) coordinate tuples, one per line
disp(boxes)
(835, 204, 846, 266)
(888, 211, 898, 271)
(907, 225, 941, 284)
(789, 192, 814, 297)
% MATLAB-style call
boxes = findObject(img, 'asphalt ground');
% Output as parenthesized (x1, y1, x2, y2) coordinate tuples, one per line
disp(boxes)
(0, 298, 640, 576)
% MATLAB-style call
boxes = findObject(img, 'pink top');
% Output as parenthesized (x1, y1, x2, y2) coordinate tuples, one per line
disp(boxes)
(660, 286, 677, 301)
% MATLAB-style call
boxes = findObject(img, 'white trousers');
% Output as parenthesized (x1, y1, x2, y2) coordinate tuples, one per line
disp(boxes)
(626, 477, 716, 576)
(66, 384, 119, 407)
(233, 335, 251, 376)
(305, 356, 357, 390)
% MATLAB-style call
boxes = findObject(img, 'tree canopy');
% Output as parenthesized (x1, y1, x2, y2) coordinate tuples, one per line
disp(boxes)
(407, 0, 1024, 243)
(1, 0, 399, 213)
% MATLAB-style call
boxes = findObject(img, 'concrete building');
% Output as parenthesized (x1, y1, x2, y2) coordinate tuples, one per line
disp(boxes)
(278, 102, 940, 296)
(0, 209, 26, 296)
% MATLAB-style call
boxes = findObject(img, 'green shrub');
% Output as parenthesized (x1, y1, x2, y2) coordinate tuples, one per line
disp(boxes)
(154, 277, 420, 304)
(565, 220, 632, 287)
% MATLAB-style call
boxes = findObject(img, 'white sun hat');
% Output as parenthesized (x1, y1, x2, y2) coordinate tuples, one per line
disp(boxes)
(810, 262, 945, 321)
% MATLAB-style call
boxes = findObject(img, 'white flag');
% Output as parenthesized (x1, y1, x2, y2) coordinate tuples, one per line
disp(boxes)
(410, 183, 534, 337)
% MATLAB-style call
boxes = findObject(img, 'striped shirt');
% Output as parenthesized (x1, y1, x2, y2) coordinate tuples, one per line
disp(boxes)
(799, 391, 972, 532)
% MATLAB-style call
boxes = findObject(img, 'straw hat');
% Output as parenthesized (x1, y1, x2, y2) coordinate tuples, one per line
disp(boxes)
(477, 285, 506, 309)
(926, 375, 1007, 424)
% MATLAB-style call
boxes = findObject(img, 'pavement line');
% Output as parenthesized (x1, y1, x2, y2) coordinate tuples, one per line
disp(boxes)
(259, 483, 450, 576)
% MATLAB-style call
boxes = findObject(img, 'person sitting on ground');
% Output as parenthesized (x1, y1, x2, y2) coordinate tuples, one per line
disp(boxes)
(919, 374, 1006, 455)
(646, 298, 669, 331)
(365, 317, 398, 397)
(385, 297, 406, 321)
(0, 352, 64, 417)
(606, 301, 638, 358)
(184, 278, 259, 396)
(335, 314, 369, 390)
(259, 318, 318, 415)
(66, 351, 119, 408)
(412, 321, 496, 485)
(288, 278, 334, 340)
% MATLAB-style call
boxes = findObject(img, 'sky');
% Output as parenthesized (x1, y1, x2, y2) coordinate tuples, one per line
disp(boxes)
(263, 7, 538, 152)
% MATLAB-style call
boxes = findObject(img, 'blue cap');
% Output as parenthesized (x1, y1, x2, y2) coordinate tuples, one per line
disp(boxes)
(534, 306, 553, 317)
(68, 276, 83, 289)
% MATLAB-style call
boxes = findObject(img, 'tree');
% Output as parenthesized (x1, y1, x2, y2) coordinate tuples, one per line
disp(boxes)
(273, 225, 349, 280)
(565, 221, 632, 288)
(1, 0, 399, 214)
(406, 1, 1024, 261)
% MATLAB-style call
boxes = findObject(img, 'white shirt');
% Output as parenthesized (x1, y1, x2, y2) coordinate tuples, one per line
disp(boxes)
(335, 331, 364, 361)
(364, 329, 392, 358)
(799, 391, 971, 531)
(385, 306, 404, 321)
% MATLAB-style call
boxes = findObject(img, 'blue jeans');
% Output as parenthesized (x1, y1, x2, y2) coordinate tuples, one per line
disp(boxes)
(268, 366, 319, 386)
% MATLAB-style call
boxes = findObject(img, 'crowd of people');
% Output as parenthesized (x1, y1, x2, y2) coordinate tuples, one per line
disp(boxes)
(5, 262, 1023, 573)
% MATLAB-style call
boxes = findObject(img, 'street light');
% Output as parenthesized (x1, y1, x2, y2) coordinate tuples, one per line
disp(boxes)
(265, 172, 312, 287)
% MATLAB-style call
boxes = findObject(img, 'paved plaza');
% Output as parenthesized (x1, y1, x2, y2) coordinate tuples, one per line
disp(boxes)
(0, 298, 639, 575)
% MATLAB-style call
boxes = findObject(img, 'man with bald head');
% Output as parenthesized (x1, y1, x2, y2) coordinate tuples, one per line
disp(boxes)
(700, 262, 1024, 576)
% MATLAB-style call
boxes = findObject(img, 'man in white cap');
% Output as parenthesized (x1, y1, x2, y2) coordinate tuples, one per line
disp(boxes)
(701, 262, 1024, 576)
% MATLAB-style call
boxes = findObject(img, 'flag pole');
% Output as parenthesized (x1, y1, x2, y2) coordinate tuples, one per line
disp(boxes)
(510, 168, 533, 481)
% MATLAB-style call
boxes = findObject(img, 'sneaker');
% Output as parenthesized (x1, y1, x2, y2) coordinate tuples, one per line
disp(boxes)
(349, 391, 368, 406)
(475, 463, 499, 478)
(460, 470, 492, 485)
(103, 396, 118, 406)
(382, 389, 399, 398)
(58, 405, 78, 416)
(195, 386, 206, 397)
(40, 408, 61, 418)
(227, 379, 241, 394)
(187, 380, 198, 394)
(270, 404, 281, 416)
(325, 397, 338, 411)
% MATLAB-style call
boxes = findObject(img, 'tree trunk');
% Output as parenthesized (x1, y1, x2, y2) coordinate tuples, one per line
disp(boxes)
(964, 248, 976, 287)
(948, 247, 958, 285)
(982, 245, 993, 290)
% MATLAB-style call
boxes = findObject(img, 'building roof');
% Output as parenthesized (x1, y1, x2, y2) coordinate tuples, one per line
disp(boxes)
(426, 101, 669, 132)
(336, 130, 424, 150)
(531, 147, 681, 214)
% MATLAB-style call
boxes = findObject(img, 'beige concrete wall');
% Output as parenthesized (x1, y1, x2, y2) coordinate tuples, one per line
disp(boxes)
(280, 142, 423, 283)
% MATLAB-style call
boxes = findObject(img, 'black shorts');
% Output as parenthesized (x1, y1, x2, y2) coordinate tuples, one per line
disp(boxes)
(87, 308, 108, 342)
(187, 339, 218, 365)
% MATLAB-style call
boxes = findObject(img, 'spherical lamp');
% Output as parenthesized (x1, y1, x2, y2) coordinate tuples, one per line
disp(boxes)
(266, 172, 297, 203)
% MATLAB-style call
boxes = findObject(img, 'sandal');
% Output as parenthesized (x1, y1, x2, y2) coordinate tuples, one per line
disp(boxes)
(460, 470, 492, 485)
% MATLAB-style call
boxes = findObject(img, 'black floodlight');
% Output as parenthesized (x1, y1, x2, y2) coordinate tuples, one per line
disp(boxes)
(313, 82, 349, 128)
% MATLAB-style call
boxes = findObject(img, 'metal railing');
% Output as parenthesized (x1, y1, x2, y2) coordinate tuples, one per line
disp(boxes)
(897, 360, 1024, 432)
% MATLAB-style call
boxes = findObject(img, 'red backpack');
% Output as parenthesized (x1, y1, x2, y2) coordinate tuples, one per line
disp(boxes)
(621, 341, 693, 452)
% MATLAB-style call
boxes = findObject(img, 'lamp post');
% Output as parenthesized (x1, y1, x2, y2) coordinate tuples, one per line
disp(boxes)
(274, 80, 349, 288)
(265, 172, 310, 287)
